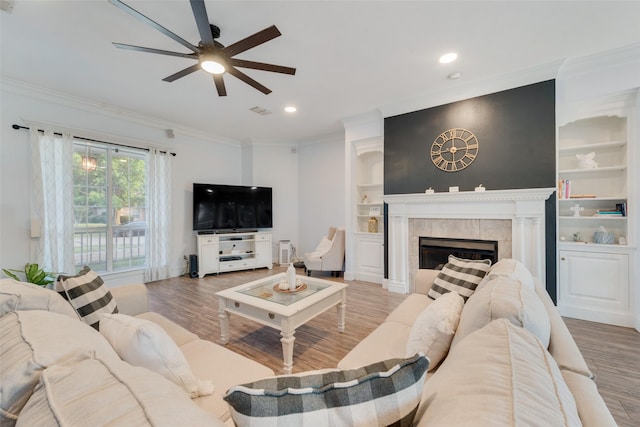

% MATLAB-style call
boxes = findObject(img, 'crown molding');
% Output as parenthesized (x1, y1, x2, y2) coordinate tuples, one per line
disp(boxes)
(558, 42, 640, 79)
(380, 60, 563, 119)
(1, 77, 240, 147)
(341, 109, 383, 129)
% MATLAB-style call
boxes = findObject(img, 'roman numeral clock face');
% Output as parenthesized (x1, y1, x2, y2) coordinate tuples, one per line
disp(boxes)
(430, 128, 479, 172)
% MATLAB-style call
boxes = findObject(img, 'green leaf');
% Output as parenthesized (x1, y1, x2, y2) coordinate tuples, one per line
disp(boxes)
(2, 269, 20, 281)
(26, 263, 38, 279)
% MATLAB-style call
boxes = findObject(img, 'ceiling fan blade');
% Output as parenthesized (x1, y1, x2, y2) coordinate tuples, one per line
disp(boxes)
(109, 0, 199, 53)
(113, 43, 196, 59)
(230, 58, 296, 75)
(162, 63, 202, 82)
(189, 0, 214, 45)
(226, 67, 271, 94)
(223, 25, 281, 57)
(213, 74, 227, 96)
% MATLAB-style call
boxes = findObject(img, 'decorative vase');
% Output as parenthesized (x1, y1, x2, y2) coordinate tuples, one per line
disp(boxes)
(368, 216, 378, 233)
(287, 263, 297, 290)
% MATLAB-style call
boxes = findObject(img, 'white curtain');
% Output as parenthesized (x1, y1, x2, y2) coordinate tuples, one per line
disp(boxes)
(30, 128, 76, 275)
(145, 150, 172, 282)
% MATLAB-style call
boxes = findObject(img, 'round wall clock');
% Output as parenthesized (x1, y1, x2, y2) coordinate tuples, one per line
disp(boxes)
(430, 128, 479, 172)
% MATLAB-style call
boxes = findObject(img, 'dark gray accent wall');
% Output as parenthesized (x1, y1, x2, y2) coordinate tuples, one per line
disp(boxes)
(383, 80, 557, 301)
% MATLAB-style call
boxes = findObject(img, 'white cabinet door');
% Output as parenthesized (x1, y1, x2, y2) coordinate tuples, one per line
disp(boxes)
(197, 236, 219, 278)
(355, 234, 384, 284)
(254, 232, 273, 269)
(558, 249, 631, 326)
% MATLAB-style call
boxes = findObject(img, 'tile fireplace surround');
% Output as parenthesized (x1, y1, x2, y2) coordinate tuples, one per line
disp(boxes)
(384, 188, 555, 294)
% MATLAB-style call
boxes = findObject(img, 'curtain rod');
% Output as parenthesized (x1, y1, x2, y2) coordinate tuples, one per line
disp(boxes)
(11, 124, 176, 156)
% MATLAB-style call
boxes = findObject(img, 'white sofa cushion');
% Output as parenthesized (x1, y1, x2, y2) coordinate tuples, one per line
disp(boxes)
(180, 339, 276, 422)
(15, 357, 225, 427)
(0, 278, 77, 319)
(478, 258, 536, 292)
(99, 313, 214, 398)
(415, 319, 581, 427)
(428, 255, 491, 302)
(55, 266, 118, 329)
(0, 310, 119, 424)
(224, 354, 429, 427)
(451, 275, 551, 349)
(337, 321, 413, 370)
(406, 291, 464, 371)
(385, 293, 433, 326)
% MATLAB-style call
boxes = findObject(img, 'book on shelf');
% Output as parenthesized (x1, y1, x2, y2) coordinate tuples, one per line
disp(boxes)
(558, 179, 572, 199)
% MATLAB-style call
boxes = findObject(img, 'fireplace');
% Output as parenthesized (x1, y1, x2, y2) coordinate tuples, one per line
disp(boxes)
(420, 237, 498, 270)
(383, 188, 555, 294)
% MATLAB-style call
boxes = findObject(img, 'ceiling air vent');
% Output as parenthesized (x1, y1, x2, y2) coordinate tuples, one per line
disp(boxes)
(249, 106, 272, 116)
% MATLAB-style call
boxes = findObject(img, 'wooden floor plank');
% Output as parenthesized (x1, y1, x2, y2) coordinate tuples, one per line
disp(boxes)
(144, 266, 639, 426)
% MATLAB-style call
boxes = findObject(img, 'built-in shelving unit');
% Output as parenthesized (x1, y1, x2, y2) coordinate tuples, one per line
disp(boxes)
(197, 231, 272, 277)
(349, 137, 385, 284)
(556, 90, 637, 327)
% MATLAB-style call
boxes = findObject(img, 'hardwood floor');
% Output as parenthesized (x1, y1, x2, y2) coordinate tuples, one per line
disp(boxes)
(144, 266, 639, 426)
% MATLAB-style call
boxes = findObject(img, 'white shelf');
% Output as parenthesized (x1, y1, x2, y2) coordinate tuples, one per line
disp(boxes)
(558, 197, 626, 202)
(558, 165, 626, 174)
(559, 216, 626, 220)
(197, 231, 272, 277)
(558, 140, 626, 152)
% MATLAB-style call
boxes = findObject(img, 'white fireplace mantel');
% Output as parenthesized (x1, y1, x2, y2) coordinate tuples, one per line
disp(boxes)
(384, 188, 555, 294)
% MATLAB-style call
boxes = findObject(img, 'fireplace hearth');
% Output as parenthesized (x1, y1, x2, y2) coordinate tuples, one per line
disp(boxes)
(420, 237, 498, 270)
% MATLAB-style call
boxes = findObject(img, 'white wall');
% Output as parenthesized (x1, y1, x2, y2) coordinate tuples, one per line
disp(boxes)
(297, 135, 346, 259)
(251, 143, 300, 262)
(0, 85, 243, 285)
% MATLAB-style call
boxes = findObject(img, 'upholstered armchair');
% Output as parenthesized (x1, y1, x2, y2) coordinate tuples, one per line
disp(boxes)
(303, 227, 345, 277)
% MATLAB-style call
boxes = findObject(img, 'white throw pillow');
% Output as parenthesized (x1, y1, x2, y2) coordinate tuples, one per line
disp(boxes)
(315, 236, 333, 253)
(406, 291, 464, 371)
(99, 313, 214, 398)
(478, 258, 535, 292)
(451, 276, 551, 349)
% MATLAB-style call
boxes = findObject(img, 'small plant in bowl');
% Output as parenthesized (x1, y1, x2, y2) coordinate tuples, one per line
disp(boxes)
(2, 263, 58, 287)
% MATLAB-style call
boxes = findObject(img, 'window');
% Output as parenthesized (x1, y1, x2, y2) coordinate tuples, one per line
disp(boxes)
(72, 142, 147, 272)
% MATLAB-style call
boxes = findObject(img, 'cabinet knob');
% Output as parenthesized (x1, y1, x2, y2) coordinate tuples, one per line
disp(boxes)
(234, 302, 240, 308)
(561, 257, 566, 261)
(268, 313, 275, 319)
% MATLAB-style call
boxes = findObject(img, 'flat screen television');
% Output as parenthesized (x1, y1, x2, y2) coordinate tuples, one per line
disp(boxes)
(193, 183, 272, 232)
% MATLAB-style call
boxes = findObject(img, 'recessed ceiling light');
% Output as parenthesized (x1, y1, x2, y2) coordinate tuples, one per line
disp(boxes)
(439, 52, 458, 64)
(284, 106, 297, 113)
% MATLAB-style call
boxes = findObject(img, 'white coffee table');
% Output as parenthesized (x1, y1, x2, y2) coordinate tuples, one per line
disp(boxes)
(216, 273, 347, 374)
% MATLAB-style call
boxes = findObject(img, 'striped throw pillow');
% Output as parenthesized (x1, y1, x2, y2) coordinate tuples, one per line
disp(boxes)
(428, 255, 491, 302)
(223, 353, 429, 427)
(56, 266, 118, 329)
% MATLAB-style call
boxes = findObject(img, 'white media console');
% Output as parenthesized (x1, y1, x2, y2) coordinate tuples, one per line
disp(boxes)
(196, 231, 273, 277)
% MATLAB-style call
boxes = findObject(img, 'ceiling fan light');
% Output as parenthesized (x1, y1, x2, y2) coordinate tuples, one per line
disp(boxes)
(201, 59, 225, 74)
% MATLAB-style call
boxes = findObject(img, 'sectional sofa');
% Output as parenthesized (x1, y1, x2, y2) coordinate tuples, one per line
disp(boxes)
(339, 261, 617, 427)
(1, 257, 616, 426)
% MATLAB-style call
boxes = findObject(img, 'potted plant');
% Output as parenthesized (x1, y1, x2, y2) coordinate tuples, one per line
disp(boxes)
(2, 263, 58, 287)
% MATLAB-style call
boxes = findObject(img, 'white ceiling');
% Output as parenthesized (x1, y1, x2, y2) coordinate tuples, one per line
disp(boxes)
(2, 1, 640, 143)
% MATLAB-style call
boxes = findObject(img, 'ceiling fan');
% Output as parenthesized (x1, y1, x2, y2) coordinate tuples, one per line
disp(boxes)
(109, 0, 296, 96)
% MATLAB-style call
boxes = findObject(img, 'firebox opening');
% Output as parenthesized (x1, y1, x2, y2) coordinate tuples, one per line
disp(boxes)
(419, 237, 498, 270)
